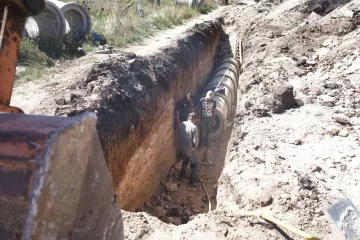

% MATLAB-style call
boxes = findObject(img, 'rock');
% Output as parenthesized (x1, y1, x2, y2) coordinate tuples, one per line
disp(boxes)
(258, 192, 273, 207)
(295, 99, 304, 107)
(318, 95, 336, 107)
(306, 60, 317, 66)
(213, 183, 218, 189)
(296, 59, 307, 66)
(329, 174, 336, 179)
(272, 99, 285, 113)
(315, 208, 324, 216)
(338, 130, 349, 137)
(350, 117, 360, 126)
(324, 83, 339, 89)
(309, 191, 318, 200)
(192, 208, 201, 214)
(70, 93, 81, 102)
(281, 194, 291, 200)
(174, 218, 182, 225)
(166, 217, 175, 224)
(274, 84, 296, 110)
(168, 207, 180, 217)
(128, 58, 142, 71)
(184, 208, 192, 216)
(322, 38, 333, 47)
(333, 114, 350, 124)
(325, 126, 340, 136)
(310, 165, 322, 173)
(154, 206, 166, 217)
(165, 195, 172, 201)
(340, 164, 347, 172)
(165, 182, 178, 192)
(299, 175, 312, 190)
(55, 97, 66, 105)
(292, 139, 303, 145)
(92, 86, 101, 93)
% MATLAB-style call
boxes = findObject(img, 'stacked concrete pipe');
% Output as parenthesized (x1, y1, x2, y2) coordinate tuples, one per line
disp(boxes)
(199, 56, 240, 140)
(24, 0, 91, 39)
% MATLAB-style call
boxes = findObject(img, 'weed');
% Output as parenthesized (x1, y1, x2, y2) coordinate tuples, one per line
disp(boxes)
(18, 0, 216, 83)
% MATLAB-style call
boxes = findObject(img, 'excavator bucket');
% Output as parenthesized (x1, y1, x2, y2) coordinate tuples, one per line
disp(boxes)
(0, 112, 124, 239)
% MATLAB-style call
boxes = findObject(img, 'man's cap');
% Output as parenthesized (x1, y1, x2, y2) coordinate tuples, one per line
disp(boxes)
(206, 91, 214, 99)
(188, 113, 197, 118)
(187, 91, 195, 99)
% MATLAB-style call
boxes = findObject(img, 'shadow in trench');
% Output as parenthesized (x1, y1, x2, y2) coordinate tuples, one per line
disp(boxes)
(136, 124, 234, 226)
(135, 31, 237, 225)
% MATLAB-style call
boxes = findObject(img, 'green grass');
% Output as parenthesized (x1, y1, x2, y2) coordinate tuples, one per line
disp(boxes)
(18, 0, 217, 83)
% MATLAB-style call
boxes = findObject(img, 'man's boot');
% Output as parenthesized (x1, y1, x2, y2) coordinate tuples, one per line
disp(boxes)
(179, 169, 185, 180)
(189, 176, 201, 187)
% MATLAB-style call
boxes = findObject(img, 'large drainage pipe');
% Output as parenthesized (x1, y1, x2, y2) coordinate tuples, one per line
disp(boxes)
(48, 0, 92, 38)
(199, 56, 240, 140)
(23, 1, 66, 39)
(24, 0, 91, 39)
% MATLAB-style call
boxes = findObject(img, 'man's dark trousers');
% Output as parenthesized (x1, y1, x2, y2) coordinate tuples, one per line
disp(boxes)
(180, 152, 198, 181)
(200, 117, 212, 146)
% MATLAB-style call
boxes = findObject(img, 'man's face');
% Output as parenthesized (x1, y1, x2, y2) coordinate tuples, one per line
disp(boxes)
(187, 96, 193, 103)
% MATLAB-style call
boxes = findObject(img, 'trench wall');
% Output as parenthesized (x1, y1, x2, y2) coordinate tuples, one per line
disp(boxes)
(92, 20, 223, 211)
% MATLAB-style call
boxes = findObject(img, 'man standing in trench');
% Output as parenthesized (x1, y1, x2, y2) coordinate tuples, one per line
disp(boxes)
(175, 91, 195, 161)
(179, 113, 200, 185)
(175, 91, 195, 129)
(198, 91, 216, 148)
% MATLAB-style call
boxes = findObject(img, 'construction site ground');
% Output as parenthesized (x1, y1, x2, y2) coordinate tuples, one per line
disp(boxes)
(12, 0, 360, 239)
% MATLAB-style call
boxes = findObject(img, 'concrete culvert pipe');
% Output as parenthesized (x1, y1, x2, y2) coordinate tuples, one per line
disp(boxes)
(199, 92, 229, 141)
(24, 1, 66, 39)
(219, 56, 240, 73)
(199, 57, 240, 141)
(201, 84, 232, 117)
(205, 75, 236, 103)
(47, 0, 92, 39)
(213, 62, 239, 80)
(211, 69, 238, 90)
(204, 78, 234, 110)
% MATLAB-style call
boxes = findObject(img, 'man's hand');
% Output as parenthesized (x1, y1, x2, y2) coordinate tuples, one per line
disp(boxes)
(213, 119, 216, 127)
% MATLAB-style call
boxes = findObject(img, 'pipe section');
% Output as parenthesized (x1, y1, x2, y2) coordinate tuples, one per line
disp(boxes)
(48, 0, 91, 36)
(199, 57, 240, 140)
(24, 0, 91, 39)
(23, 1, 66, 39)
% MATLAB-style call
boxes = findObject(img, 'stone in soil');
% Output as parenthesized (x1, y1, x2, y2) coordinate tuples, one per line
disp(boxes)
(333, 114, 350, 124)
(350, 117, 360, 126)
(165, 182, 178, 192)
(55, 97, 66, 105)
(258, 192, 273, 207)
(318, 95, 336, 107)
(274, 84, 296, 112)
(338, 130, 349, 137)
(166, 217, 175, 224)
(154, 206, 167, 217)
(174, 218, 182, 226)
(325, 126, 340, 136)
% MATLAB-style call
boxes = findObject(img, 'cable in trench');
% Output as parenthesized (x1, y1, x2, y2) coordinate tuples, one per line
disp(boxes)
(196, 150, 212, 213)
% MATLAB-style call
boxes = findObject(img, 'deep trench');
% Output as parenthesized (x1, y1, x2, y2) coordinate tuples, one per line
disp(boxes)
(133, 31, 239, 225)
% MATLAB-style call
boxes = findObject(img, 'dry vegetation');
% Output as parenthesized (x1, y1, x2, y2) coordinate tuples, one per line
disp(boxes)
(17, 0, 216, 83)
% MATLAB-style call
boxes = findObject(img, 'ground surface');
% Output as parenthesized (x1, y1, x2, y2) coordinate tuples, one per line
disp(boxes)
(12, 0, 360, 239)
